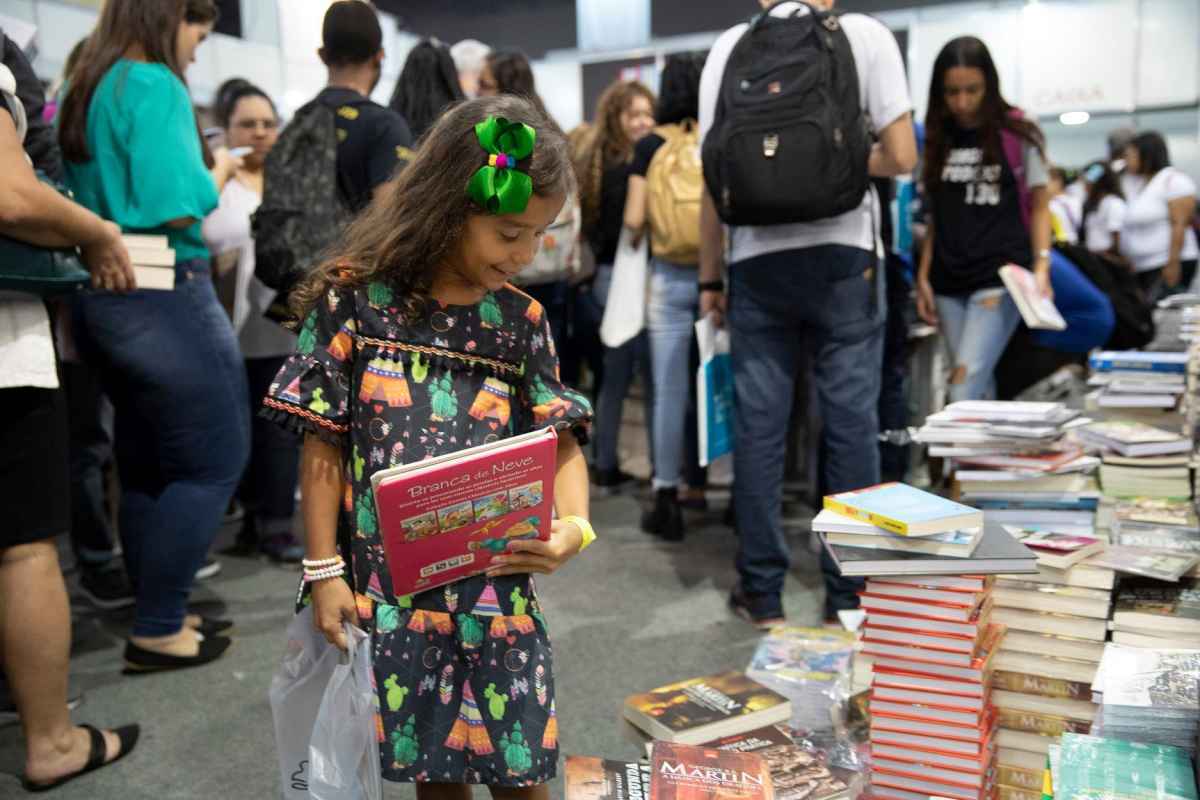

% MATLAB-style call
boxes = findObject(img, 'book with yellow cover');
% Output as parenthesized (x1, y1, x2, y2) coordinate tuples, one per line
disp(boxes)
(824, 482, 982, 536)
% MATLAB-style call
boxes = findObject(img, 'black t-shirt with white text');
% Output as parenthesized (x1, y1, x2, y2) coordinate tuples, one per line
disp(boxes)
(316, 87, 413, 212)
(930, 127, 1032, 295)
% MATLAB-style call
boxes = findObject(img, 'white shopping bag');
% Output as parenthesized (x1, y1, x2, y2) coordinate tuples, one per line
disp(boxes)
(599, 227, 649, 348)
(695, 313, 734, 467)
(269, 606, 382, 800)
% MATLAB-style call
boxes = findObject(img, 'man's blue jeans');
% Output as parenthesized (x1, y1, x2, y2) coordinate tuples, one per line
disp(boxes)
(76, 259, 250, 637)
(729, 245, 884, 618)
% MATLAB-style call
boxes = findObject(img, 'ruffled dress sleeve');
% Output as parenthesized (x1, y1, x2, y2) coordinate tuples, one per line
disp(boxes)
(262, 286, 357, 447)
(518, 303, 593, 441)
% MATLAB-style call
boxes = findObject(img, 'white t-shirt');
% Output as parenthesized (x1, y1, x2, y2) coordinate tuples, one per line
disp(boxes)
(1083, 194, 1126, 253)
(201, 179, 296, 359)
(698, 4, 912, 263)
(1119, 168, 1199, 272)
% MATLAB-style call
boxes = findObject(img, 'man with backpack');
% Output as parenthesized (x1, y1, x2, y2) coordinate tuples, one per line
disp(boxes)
(698, 0, 917, 628)
(254, 0, 413, 296)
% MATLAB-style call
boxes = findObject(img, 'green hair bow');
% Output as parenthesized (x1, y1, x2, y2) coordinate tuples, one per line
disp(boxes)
(466, 116, 537, 215)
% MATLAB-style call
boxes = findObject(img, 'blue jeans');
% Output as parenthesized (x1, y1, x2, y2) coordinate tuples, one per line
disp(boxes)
(730, 245, 884, 617)
(648, 259, 698, 489)
(76, 259, 250, 636)
(935, 288, 1022, 402)
(592, 263, 652, 474)
(243, 356, 299, 533)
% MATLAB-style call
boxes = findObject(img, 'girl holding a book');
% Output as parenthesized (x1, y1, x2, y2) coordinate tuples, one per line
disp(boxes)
(264, 95, 595, 798)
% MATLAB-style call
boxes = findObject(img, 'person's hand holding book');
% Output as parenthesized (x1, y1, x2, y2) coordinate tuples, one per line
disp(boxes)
(485, 518, 585, 577)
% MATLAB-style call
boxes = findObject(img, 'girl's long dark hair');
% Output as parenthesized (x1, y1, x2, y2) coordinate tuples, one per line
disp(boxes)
(290, 95, 575, 322)
(656, 51, 705, 126)
(576, 80, 655, 230)
(59, 0, 217, 163)
(1130, 131, 1172, 177)
(388, 39, 465, 141)
(922, 36, 1043, 190)
(1083, 160, 1124, 216)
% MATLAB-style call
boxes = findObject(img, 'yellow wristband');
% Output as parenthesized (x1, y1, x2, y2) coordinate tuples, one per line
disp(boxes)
(563, 515, 596, 552)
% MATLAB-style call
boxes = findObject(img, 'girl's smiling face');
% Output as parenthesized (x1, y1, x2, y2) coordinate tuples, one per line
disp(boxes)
(439, 191, 566, 301)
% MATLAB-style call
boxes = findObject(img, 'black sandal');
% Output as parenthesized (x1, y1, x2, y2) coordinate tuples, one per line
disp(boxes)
(21, 723, 139, 792)
(192, 616, 234, 637)
(123, 635, 232, 674)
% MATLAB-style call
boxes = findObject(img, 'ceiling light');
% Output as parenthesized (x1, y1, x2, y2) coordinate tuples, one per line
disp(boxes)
(1059, 111, 1091, 126)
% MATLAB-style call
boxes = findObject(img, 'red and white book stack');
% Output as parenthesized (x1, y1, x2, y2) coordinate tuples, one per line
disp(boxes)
(861, 575, 1004, 800)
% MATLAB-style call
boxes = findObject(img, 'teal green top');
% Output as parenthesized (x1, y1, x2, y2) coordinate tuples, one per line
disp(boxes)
(63, 60, 218, 263)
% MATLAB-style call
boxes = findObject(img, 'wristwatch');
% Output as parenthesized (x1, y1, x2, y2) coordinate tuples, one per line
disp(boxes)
(562, 515, 596, 552)
(698, 280, 725, 293)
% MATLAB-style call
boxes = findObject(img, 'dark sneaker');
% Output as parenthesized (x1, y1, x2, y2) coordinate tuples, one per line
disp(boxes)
(78, 566, 135, 611)
(593, 468, 635, 496)
(729, 587, 786, 630)
(260, 533, 304, 564)
(194, 558, 222, 581)
(641, 488, 684, 541)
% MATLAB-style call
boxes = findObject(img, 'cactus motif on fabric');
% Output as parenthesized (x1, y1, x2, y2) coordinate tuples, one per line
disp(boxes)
(456, 613, 484, 649)
(390, 715, 419, 767)
(368, 280, 394, 308)
(479, 293, 503, 329)
(384, 674, 409, 712)
(309, 387, 331, 415)
(429, 373, 458, 421)
(438, 664, 455, 705)
(483, 682, 509, 720)
(498, 722, 533, 775)
(509, 586, 528, 616)
(534, 663, 547, 706)
(297, 312, 318, 355)
(355, 493, 377, 534)
(410, 351, 430, 384)
(352, 446, 365, 482)
(375, 603, 400, 633)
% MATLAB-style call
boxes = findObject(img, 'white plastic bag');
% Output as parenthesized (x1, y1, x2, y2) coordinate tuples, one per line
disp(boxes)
(695, 313, 734, 466)
(269, 607, 382, 800)
(599, 227, 649, 348)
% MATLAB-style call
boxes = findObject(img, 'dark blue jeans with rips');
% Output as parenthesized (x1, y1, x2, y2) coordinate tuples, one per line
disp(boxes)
(729, 244, 884, 620)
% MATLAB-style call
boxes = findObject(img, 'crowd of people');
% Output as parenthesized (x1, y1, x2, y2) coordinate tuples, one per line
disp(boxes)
(1, 0, 1198, 794)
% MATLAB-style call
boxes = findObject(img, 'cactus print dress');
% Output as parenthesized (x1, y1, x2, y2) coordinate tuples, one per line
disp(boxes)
(263, 280, 591, 786)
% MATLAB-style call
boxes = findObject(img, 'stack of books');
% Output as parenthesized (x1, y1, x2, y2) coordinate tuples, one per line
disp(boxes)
(815, 483, 1037, 576)
(1074, 420, 1192, 499)
(1090, 643, 1200, 754)
(121, 234, 176, 290)
(859, 574, 1004, 800)
(1110, 499, 1200, 578)
(989, 561, 1116, 798)
(1087, 350, 1189, 411)
(1044, 732, 1197, 800)
(1109, 578, 1200, 648)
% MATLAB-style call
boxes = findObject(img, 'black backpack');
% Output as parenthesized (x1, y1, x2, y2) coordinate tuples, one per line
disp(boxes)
(702, 0, 872, 226)
(1055, 242, 1154, 350)
(251, 98, 352, 295)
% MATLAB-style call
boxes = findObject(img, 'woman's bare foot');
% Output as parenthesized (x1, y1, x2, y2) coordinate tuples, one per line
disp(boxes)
(129, 626, 200, 658)
(24, 725, 121, 786)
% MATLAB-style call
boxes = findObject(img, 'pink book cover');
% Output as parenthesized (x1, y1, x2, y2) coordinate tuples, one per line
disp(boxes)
(370, 427, 558, 596)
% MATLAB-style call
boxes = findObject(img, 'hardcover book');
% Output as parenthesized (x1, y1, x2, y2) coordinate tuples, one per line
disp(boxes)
(623, 672, 791, 745)
(649, 741, 774, 800)
(999, 264, 1066, 330)
(370, 427, 558, 596)
(824, 522, 1035, 577)
(565, 757, 653, 800)
(704, 725, 849, 800)
(1089, 350, 1189, 373)
(823, 483, 982, 536)
(992, 670, 1092, 700)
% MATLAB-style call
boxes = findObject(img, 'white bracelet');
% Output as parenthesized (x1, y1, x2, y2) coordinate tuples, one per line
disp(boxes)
(304, 567, 345, 583)
(302, 556, 343, 569)
(303, 564, 345, 578)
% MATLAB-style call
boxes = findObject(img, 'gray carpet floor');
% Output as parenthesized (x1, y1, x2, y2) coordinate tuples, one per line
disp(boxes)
(0, 486, 825, 798)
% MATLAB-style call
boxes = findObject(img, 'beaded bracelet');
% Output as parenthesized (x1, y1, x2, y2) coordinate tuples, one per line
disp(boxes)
(303, 565, 346, 584)
(302, 556, 343, 569)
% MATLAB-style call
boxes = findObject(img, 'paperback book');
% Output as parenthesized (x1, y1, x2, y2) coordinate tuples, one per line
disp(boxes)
(704, 725, 850, 800)
(649, 741, 774, 800)
(822, 483, 982, 536)
(370, 427, 557, 596)
(565, 757, 653, 800)
(623, 671, 791, 745)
